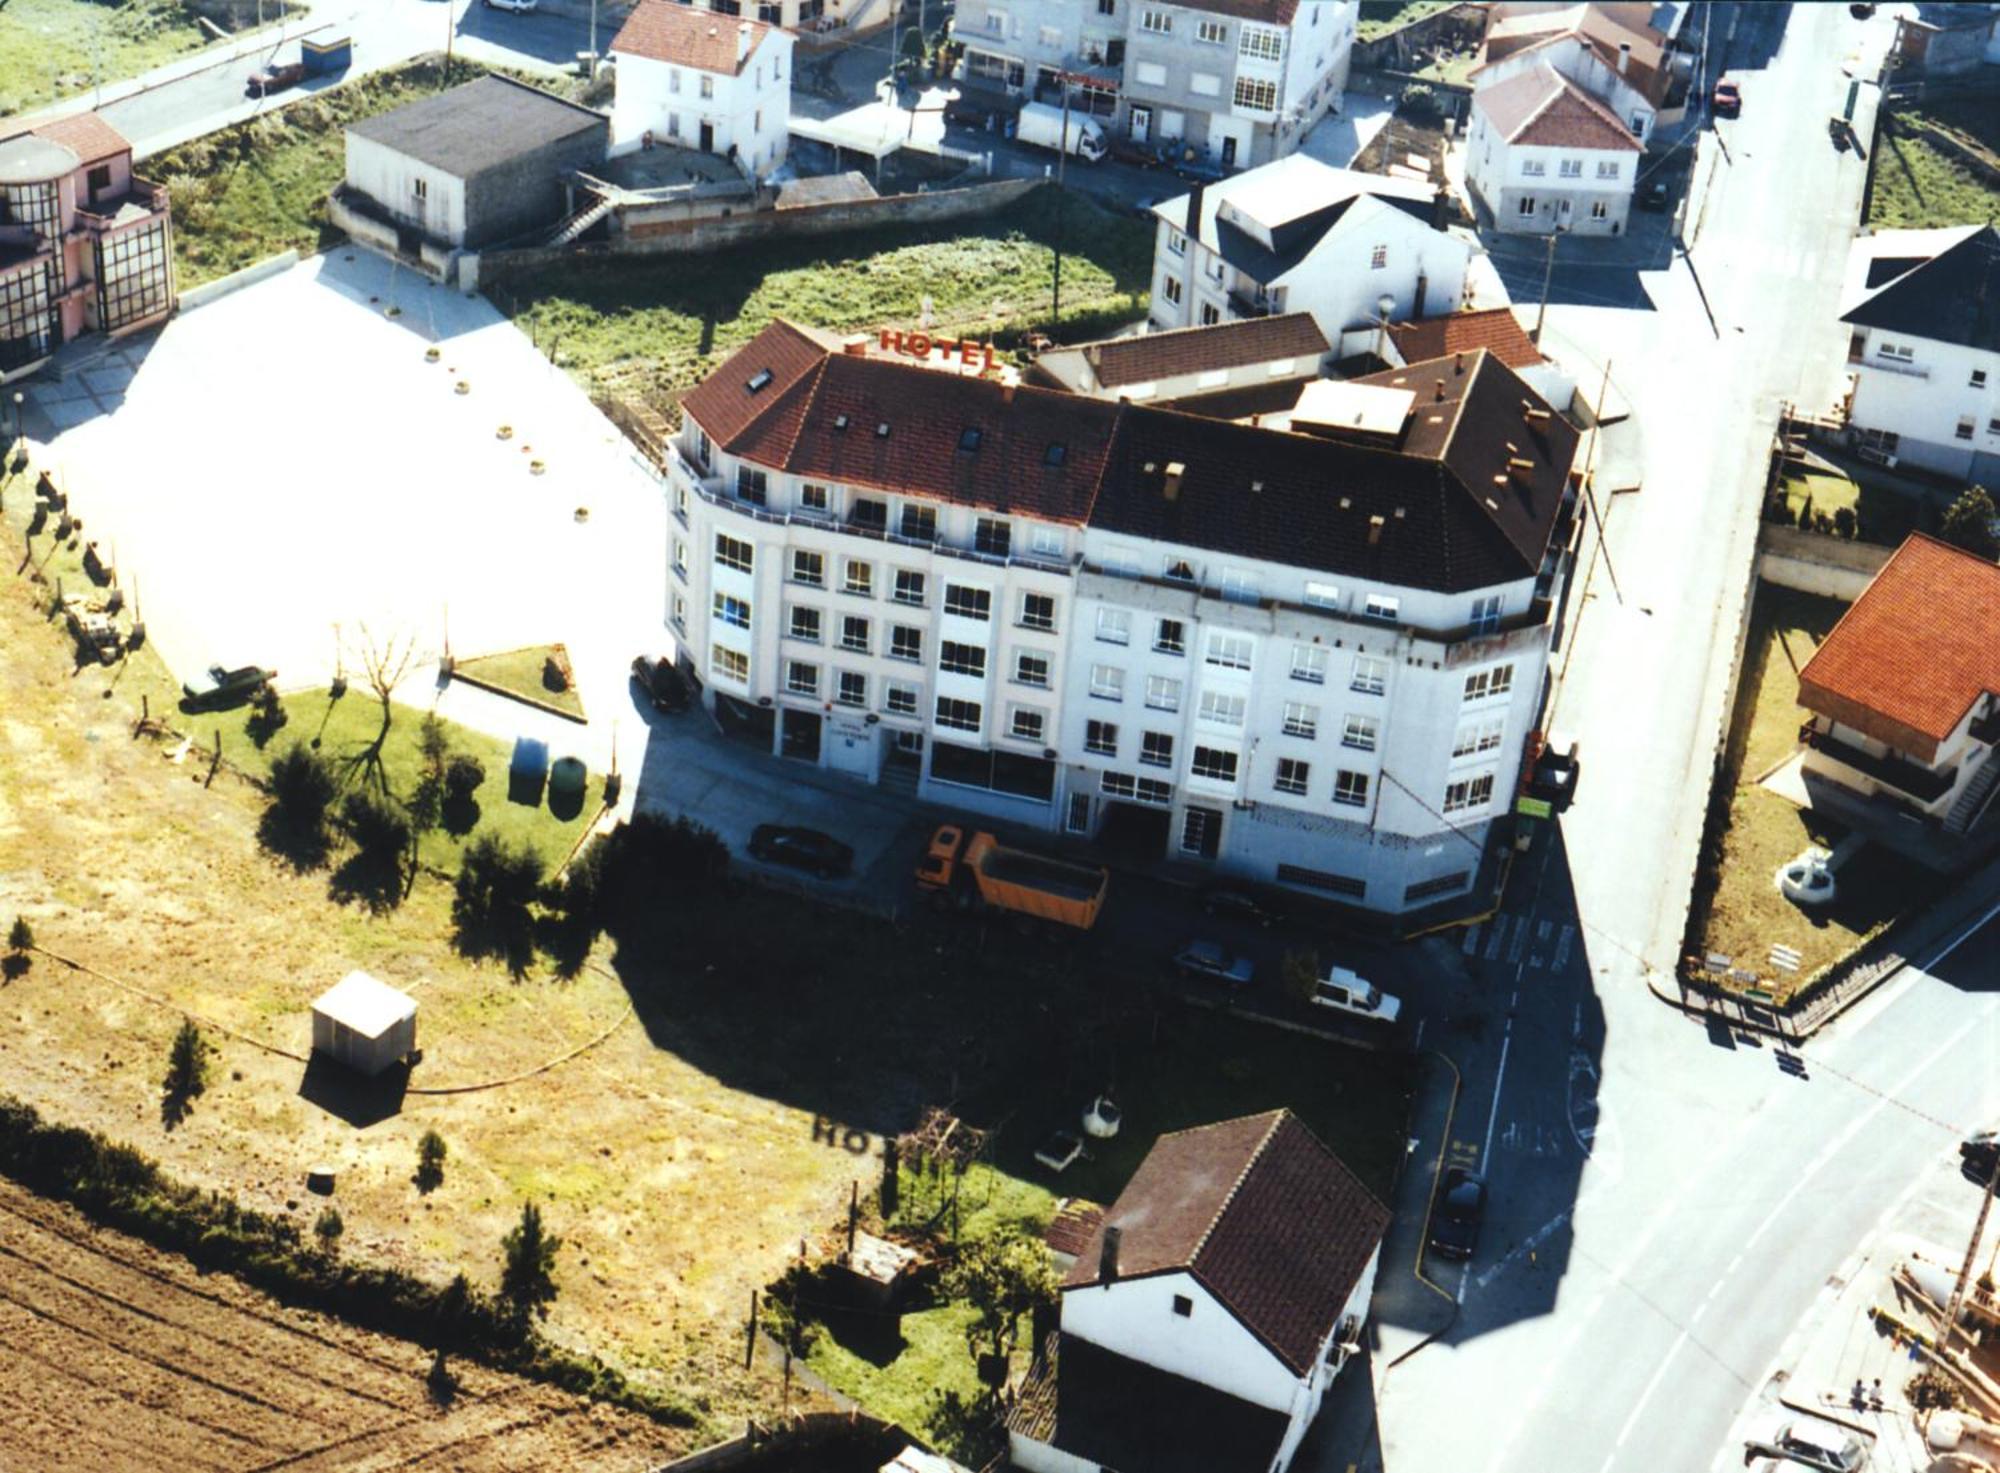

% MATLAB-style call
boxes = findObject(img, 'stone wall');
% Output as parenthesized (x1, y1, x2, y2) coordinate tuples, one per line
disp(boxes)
(1756, 523, 1892, 602)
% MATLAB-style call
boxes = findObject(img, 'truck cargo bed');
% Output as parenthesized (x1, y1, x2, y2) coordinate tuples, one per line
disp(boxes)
(978, 847, 1105, 901)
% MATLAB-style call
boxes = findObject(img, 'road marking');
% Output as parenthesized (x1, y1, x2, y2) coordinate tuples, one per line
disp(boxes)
(1413, 1018, 1425, 1051)
(1463, 923, 1481, 956)
(1554, 924, 1576, 970)
(1480, 1026, 1514, 1167)
(1595, 995, 1996, 1473)
(1473, 1209, 1572, 1293)
(1485, 915, 1510, 961)
(1508, 920, 1529, 964)
(1537, 919, 1554, 941)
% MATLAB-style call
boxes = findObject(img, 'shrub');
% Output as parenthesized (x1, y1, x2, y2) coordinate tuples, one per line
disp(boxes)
(269, 743, 337, 834)
(445, 754, 487, 803)
(342, 791, 412, 858)
(416, 1129, 448, 1192)
(452, 834, 546, 973)
(1280, 947, 1320, 1004)
(7, 917, 30, 952)
(314, 1206, 345, 1255)
(1399, 82, 1438, 118)
(500, 1202, 561, 1324)
(1833, 505, 1857, 539)
(1940, 485, 1999, 561)
(161, 1019, 211, 1127)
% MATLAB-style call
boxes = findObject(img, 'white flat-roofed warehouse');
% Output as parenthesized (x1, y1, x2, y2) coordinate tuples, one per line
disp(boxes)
(311, 971, 417, 1076)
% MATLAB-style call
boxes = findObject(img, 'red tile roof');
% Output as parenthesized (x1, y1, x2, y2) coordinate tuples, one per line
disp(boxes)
(677, 319, 831, 448)
(1073, 313, 1329, 389)
(1386, 307, 1543, 372)
(1797, 533, 2000, 762)
(1476, 63, 1642, 152)
(1043, 1200, 1105, 1261)
(2, 111, 132, 166)
(1479, 4, 1672, 106)
(610, 0, 778, 75)
(1062, 1111, 1389, 1378)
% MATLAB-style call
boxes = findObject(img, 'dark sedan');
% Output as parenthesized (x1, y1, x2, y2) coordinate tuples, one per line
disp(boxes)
(749, 825, 854, 878)
(1200, 888, 1285, 928)
(181, 664, 274, 711)
(1428, 1167, 1487, 1261)
(631, 653, 693, 713)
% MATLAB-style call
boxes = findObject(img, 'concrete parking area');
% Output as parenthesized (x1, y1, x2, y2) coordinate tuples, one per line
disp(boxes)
(21, 249, 668, 783)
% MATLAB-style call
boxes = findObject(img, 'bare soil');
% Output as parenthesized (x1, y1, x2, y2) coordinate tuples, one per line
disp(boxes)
(0, 1177, 687, 1471)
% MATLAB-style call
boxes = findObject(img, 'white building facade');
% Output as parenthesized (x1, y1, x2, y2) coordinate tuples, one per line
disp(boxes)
(1148, 155, 1474, 354)
(663, 322, 1578, 916)
(610, 0, 795, 175)
(1464, 62, 1641, 237)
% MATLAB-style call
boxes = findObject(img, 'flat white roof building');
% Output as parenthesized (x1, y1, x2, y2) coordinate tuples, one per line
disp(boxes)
(311, 971, 417, 1077)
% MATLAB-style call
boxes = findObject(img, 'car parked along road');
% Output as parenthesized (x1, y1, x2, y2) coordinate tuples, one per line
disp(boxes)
(748, 825, 854, 879)
(1172, 940, 1256, 988)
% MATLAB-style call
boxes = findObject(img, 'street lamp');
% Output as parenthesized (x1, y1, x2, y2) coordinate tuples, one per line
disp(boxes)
(1532, 224, 1567, 345)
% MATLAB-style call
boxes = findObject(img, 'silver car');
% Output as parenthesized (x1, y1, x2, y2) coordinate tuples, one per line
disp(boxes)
(1173, 940, 1255, 988)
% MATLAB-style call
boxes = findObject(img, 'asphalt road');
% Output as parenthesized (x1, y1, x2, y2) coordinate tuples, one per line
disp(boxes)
(1302, 4, 2000, 1471)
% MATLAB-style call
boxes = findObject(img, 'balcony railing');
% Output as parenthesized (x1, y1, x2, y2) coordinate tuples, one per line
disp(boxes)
(73, 177, 171, 233)
(1805, 725, 1956, 803)
(1865, 355, 1929, 379)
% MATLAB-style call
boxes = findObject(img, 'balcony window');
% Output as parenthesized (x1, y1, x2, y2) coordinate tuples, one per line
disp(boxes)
(891, 625, 924, 662)
(1020, 592, 1057, 631)
(944, 584, 992, 620)
(1334, 770, 1370, 807)
(1275, 758, 1310, 796)
(893, 569, 927, 607)
(941, 641, 987, 677)
(1283, 703, 1319, 739)
(792, 550, 824, 587)
(901, 504, 938, 542)
(1191, 746, 1239, 782)
(1233, 76, 1277, 110)
(1463, 664, 1514, 702)
(850, 497, 888, 532)
(1199, 690, 1245, 727)
(714, 534, 753, 573)
(789, 606, 822, 643)
(1238, 24, 1281, 60)
(975, 518, 1012, 557)
(713, 593, 751, 630)
(1086, 719, 1118, 756)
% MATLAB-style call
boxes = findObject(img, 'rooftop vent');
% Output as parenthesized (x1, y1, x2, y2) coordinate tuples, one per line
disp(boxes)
(1367, 514, 1386, 546)
(877, 422, 891, 438)
(1508, 457, 1536, 473)
(958, 427, 983, 453)
(1433, 378, 1445, 402)
(1045, 443, 1067, 466)
(1163, 461, 1186, 502)
(1100, 1224, 1122, 1284)
(1393, 507, 1406, 519)
(1250, 479, 1264, 493)
(842, 333, 870, 357)
(1338, 496, 1352, 509)
(833, 413, 850, 431)
(746, 368, 773, 393)
(1454, 351, 1466, 375)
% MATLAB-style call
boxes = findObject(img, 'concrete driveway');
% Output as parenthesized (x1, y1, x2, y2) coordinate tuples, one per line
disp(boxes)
(23, 249, 668, 785)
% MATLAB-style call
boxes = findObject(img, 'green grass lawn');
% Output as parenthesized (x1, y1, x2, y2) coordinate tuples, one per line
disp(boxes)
(496, 187, 1155, 403)
(1357, 0, 1460, 42)
(801, 1300, 1003, 1461)
(454, 645, 588, 721)
(1869, 102, 2000, 229)
(1692, 586, 1929, 999)
(0, 0, 212, 117)
(1776, 469, 1927, 547)
(149, 56, 564, 287)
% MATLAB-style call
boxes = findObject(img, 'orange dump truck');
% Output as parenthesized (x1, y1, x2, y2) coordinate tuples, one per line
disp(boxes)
(915, 825, 1109, 932)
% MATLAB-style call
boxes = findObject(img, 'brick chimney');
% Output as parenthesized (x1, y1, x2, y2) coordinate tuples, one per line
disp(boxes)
(1098, 1224, 1122, 1284)
(1617, 41, 1631, 75)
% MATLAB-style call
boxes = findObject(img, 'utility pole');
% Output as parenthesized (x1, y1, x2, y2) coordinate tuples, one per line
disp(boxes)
(590, 0, 599, 74)
(1940, 1158, 1999, 1356)
(1052, 82, 1070, 325)
(1532, 226, 1562, 343)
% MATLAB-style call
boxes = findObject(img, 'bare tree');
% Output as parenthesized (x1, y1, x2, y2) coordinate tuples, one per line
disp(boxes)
(346, 625, 421, 789)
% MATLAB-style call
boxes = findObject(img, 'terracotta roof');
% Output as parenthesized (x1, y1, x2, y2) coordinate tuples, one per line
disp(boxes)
(610, 0, 778, 75)
(1476, 63, 1642, 152)
(677, 319, 834, 448)
(21, 111, 131, 166)
(1841, 225, 2000, 355)
(1167, 0, 1302, 24)
(1043, 1200, 1105, 1260)
(1480, 2, 1671, 104)
(1061, 1111, 1390, 1378)
(1069, 314, 1329, 389)
(1797, 534, 2000, 762)
(1008, 1333, 1290, 1473)
(1387, 307, 1542, 372)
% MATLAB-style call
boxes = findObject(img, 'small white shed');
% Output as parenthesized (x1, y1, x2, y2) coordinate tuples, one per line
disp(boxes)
(311, 971, 417, 1076)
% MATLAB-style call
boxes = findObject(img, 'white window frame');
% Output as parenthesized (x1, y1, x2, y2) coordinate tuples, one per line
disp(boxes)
(1090, 663, 1126, 701)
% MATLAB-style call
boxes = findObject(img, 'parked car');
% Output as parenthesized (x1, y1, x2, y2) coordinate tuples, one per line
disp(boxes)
(1713, 78, 1742, 118)
(1638, 177, 1671, 212)
(1200, 887, 1284, 928)
(1741, 1410, 1867, 1471)
(1961, 1129, 1997, 1182)
(1172, 940, 1256, 988)
(1311, 966, 1402, 1024)
(484, 0, 539, 10)
(246, 60, 306, 96)
(181, 664, 274, 710)
(1428, 1167, 1487, 1261)
(630, 653, 693, 713)
(749, 824, 854, 878)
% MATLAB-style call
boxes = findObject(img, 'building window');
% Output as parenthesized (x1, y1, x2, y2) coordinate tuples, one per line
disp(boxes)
(715, 534, 753, 573)
(791, 550, 824, 586)
(850, 497, 888, 531)
(1276, 863, 1365, 898)
(1559, 158, 1582, 178)
(1098, 0, 1115, 14)
(944, 584, 992, 620)
(1470, 594, 1502, 633)
(1205, 633, 1253, 671)
(901, 504, 938, 541)
(1283, 702, 1319, 739)
(1140, 731, 1174, 768)
(1972, 369, 1988, 388)
(1304, 580, 1340, 609)
(837, 671, 867, 707)
(1233, 76, 1277, 111)
(1463, 664, 1514, 702)
(711, 645, 750, 683)
(1517, 195, 1539, 216)
(975, 518, 1012, 557)
(1221, 569, 1259, 604)
(713, 592, 751, 630)
(1275, 758, 1310, 796)
(671, 592, 686, 630)
(1352, 655, 1388, 695)
(1161, 274, 1184, 306)
(886, 683, 919, 716)
(1153, 618, 1185, 655)
(1015, 651, 1051, 687)
(1363, 594, 1400, 622)
(1597, 160, 1620, 179)
(1239, 23, 1281, 59)
(935, 697, 982, 732)
(1196, 17, 1227, 42)
(1031, 524, 1065, 556)
(735, 466, 768, 504)
(1591, 200, 1609, 221)
(1198, 690, 1246, 727)
(94, 218, 174, 333)
(1165, 556, 1197, 583)
(940, 641, 987, 677)
(1199, 303, 1221, 325)
(1342, 714, 1378, 751)
(788, 665, 822, 700)
(669, 67, 682, 93)
(1086, 719, 1118, 756)
(673, 538, 689, 578)
(1956, 417, 1976, 442)
(1097, 608, 1132, 645)
(1443, 773, 1496, 814)
(1369, 244, 1388, 270)
(1453, 719, 1505, 757)
(1172, 1293, 1193, 1316)
(1146, 675, 1182, 712)
(1876, 341, 1914, 363)
(1010, 705, 1047, 742)
(1020, 592, 1057, 631)
(789, 606, 822, 643)
(984, 7, 1006, 32)
(893, 569, 927, 606)
(1293, 645, 1329, 684)
(1522, 159, 1546, 178)
(845, 559, 874, 597)
(1167, 228, 1188, 256)
(694, 427, 712, 468)
(1191, 746, 1238, 782)
(1334, 770, 1370, 807)
(841, 615, 871, 653)
(891, 625, 924, 662)
(1140, 6, 1170, 33)
(1091, 664, 1125, 700)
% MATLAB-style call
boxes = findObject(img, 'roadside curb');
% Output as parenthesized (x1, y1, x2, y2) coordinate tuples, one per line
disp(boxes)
(1386, 1049, 1463, 1370)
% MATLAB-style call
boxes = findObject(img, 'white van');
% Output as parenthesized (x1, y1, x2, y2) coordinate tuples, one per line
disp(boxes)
(1311, 967, 1401, 1024)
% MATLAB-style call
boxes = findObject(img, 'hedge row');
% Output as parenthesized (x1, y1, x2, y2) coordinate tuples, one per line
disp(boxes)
(0, 1095, 696, 1426)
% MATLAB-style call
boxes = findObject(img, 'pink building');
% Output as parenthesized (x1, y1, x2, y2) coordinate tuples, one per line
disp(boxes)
(0, 112, 175, 381)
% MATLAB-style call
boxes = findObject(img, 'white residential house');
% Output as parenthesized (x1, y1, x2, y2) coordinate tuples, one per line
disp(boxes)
(609, 0, 795, 176)
(662, 319, 1581, 914)
(1473, 2, 1680, 145)
(1838, 224, 2000, 482)
(1148, 155, 1474, 355)
(1464, 62, 1642, 236)
(1008, 1111, 1390, 1473)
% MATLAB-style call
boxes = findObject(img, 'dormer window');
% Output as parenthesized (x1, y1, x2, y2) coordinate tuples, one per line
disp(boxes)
(833, 414, 850, 431)
(746, 368, 773, 393)
(876, 421, 892, 438)
(959, 427, 983, 452)
(1045, 443, 1067, 466)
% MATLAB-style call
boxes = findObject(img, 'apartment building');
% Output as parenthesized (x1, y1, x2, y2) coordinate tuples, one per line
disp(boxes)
(0, 112, 174, 381)
(952, 0, 1358, 166)
(664, 320, 1578, 913)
